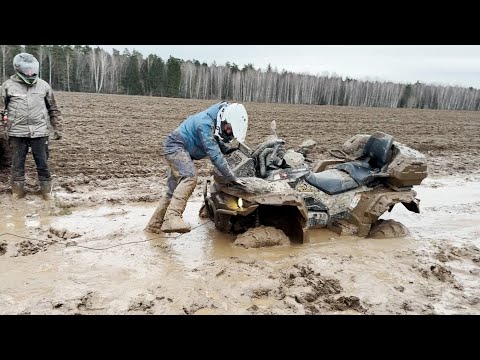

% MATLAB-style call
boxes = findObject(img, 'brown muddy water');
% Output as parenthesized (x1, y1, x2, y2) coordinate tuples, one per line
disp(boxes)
(0, 176, 479, 315)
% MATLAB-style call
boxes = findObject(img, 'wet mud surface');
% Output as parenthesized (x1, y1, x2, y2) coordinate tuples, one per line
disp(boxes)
(1, 92, 479, 314)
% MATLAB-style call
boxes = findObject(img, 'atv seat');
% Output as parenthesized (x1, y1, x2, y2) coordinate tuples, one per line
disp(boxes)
(305, 169, 359, 195)
(336, 161, 375, 185)
(335, 131, 394, 185)
(360, 131, 394, 169)
(305, 132, 395, 195)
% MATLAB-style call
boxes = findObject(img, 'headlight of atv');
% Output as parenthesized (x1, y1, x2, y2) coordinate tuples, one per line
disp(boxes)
(224, 195, 250, 210)
(236, 197, 253, 209)
(224, 195, 239, 210)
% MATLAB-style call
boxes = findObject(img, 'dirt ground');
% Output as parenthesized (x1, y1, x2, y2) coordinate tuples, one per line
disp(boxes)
(0, 92, 479, 315)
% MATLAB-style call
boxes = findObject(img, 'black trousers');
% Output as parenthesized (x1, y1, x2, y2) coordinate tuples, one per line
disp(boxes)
(9, 136, 50, 182)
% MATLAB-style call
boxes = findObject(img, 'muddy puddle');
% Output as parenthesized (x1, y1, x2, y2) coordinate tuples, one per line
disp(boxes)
(1, 176, 479, 315)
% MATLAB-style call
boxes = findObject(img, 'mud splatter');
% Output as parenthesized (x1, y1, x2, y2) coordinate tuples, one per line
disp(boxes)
(278, 263, 366, 314)
(128, 294, 155, 312)
(49, 227, 81, 240)
(77, 292, 94, 311)
(15, 240, 56, 256)
(430, 265, 455, 283)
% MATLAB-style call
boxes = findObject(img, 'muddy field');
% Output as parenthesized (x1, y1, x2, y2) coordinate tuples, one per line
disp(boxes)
(0, 92, 479, 315)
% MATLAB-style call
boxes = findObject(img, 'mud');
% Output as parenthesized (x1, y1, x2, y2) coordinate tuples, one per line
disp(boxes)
(14, 240, 56, 257)
(1, 92, 479, 315)
(233, 226, 290, 248)
(277, 263, 366, 314)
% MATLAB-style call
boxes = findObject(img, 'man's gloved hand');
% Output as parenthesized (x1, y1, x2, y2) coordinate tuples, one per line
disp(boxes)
(226, 178, 243, 187)
(232, 178, 248, 188)
(229, 138, 240, 149)
(52, 131, 62, 140)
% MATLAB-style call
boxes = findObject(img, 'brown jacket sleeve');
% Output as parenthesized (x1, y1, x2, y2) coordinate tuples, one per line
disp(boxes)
(44, 86, 63, 132)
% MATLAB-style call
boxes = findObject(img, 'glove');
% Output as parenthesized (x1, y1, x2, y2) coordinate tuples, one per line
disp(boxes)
(229, 138, 240, 149)
(53, 131, 62, 140)
(233, 178, 248, 188)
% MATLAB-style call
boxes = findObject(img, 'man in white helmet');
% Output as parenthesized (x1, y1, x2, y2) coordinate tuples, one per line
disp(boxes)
(145, 101, 248, 234)
(1, 52, 63, 200)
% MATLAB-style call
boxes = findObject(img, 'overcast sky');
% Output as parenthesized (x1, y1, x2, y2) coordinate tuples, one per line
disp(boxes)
(95, 45, 480, 89)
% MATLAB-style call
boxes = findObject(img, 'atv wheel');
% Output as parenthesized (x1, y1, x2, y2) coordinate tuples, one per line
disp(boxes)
(368, 219, 409, 239)
(204, 198, 215, 219)
(204, 198, 230, 232)
(214, 212, 232, 232)
(233, 225, 290, 248)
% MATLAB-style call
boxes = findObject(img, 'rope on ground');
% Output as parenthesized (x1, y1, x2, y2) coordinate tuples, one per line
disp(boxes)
(0, 221, 210, 252)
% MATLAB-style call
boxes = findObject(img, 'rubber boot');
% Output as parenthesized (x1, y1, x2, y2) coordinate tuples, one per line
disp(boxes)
(144, 196, 171, 234)
(12, 181, 25, 199)
(39, 180, 52, 201)
(161, 177, 197, 233)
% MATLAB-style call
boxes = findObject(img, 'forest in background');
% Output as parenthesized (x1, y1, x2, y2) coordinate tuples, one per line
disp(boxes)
(1, 45, 479, 111)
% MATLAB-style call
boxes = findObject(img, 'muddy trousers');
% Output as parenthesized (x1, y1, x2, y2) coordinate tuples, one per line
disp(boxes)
(9, 136, 51, 199)
(10, 136, 51, 182)
(160, 135, 198, 233)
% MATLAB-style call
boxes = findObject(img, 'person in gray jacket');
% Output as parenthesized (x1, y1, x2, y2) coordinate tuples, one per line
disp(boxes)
(1, 52, 63, 200)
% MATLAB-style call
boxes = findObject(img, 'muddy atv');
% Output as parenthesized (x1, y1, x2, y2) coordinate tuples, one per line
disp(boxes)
(201, 123, 428, 243)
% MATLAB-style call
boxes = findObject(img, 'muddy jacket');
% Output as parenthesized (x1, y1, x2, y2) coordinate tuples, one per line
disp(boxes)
(173, 102, 236, 182)
(1, 74, 63, 138)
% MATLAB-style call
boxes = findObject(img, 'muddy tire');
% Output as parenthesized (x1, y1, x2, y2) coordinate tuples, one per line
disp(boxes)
(213, 213, 231, 232)
(204, 199, 215, 220)
(233, 225, 290, 248)
(204, 197, 232, 232)
(368, 219, 409, 239)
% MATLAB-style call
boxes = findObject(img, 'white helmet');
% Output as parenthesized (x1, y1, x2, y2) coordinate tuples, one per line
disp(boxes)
(13, 53, 39, 77)
(215, 102, 248, 143)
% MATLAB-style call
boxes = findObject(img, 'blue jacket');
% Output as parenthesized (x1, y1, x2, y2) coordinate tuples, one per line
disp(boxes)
(174, 102, 235, 181)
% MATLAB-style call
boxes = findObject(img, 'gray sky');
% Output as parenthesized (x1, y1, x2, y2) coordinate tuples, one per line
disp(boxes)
(95, 45, 480, 88)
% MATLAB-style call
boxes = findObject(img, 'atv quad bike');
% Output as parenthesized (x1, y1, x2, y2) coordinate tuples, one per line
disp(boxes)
(201, 122, 428, 243)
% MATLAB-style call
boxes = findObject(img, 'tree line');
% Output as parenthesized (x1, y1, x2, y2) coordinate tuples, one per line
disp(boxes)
(1, 45, 479, 111)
